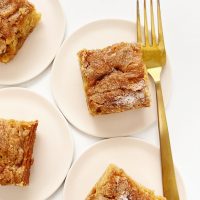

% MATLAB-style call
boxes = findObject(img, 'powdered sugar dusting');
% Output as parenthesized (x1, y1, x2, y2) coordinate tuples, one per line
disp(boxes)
(116, 95, 136, 106)
(129, 80, 145, 91)
(118, 194, 129, 200)
(115, 92, 145, 106)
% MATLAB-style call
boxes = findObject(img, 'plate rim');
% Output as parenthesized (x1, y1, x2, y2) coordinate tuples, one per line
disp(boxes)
(63, 137, 187, 200)
(0, 0, 66, 86)
(51, 18, 172, 138)
(0, 87, 74, 200)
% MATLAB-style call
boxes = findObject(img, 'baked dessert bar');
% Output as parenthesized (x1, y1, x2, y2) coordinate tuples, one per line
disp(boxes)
(0, 0, 41, 63)
(78, 42, 150, 115)
(86, 164, 166, 200)
(0, 119, 38, 186)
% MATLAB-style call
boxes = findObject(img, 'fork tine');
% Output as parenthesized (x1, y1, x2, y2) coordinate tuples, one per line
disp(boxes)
(150, 0, 156, 46)
(137, 0, 142, 43)
(144, 0, 149, 46)
(157, 0, 165, 46)
(144, 0, 150, 46)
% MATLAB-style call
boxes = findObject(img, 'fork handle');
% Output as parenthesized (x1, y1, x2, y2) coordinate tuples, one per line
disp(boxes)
(155, 80, 180, 200)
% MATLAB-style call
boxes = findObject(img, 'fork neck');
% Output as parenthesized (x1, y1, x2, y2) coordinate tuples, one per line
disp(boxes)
(147, 67, 162, 83)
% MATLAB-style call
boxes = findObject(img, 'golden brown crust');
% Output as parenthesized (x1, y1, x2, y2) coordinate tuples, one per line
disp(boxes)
(0, 0, 41, 63)
(0, 119, 38, 186)
(86, 164, 166, 200)
(78, 43, 150, 115)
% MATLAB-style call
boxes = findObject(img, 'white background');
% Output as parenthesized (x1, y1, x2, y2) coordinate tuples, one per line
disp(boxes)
(1, 0, 199, 199)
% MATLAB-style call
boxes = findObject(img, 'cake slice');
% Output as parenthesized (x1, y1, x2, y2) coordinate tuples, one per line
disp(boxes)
(0, 0, 41, 63)
(0, 119, 38, 186)
(86, 164, 166, 200)
(78, 42, 150, 115)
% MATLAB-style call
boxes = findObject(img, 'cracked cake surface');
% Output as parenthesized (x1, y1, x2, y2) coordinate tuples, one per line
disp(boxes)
(0, 119, 38, 186)
(78, 42, 150, 115)
(86, 164, 166, 200)
(0, 0, 41, 63)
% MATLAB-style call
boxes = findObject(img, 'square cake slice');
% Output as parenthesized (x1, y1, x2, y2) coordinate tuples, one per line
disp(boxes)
(78, 42, 150, 115)
(0, 119, 38, 186)
(86, 164, 166, 200)
(0, 0, 41, 63)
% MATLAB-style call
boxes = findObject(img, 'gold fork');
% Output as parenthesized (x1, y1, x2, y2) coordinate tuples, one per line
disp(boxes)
(137, 0, 179, 199)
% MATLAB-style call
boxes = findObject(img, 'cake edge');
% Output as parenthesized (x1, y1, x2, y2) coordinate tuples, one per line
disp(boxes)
(20, 120, 38, 186)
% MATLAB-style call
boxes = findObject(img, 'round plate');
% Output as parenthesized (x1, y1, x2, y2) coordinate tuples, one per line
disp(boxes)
(0, 88, 74, 200)
(51, 19, 171, 138)
(63, 138, 186, 200)
(0, 0, 65, 85)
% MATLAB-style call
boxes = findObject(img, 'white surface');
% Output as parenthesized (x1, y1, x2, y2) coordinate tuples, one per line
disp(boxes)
(0, 88, 74, 200)
(0, 0, 199, 199)
(51, 19, 171, 138)
(63, 138, 186, 200)
(0, 0, 65, 85)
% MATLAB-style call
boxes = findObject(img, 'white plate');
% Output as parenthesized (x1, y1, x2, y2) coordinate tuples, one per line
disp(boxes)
(0, 0, 65, 85)
(51, 19, 171, 138)
(63, 138, 186, 200)
(0, 88, 74, 200)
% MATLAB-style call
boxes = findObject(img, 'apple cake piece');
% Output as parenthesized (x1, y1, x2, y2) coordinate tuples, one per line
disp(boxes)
(86, 164, 166, 200)
(0, 0, 41, 63)
(0, 119, 38, 186)
(78, 42, 150, 115)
